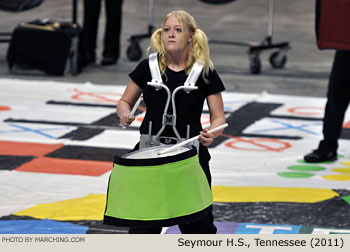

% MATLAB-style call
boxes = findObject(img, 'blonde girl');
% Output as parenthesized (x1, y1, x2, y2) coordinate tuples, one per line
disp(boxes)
(116, 10, 226, 234)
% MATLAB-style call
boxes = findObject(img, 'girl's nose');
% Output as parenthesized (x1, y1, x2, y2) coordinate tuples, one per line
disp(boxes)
(169, 29, 175, 37)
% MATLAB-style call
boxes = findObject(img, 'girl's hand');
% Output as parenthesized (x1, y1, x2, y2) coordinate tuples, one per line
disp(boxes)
(119, 112, 135, 128)
(199, 128, 214, 147)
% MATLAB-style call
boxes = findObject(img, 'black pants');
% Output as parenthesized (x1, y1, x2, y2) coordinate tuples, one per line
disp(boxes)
(128, 160, 217, 234)
(81, 0, 123, 63)
(318, 50, 350, 153)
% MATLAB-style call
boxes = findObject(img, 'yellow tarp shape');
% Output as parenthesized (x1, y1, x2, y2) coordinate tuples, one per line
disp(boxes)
(212, 186, 339, 203)
(14, 194, 106, 221)
(322, 175, 350, 181)
(14, 187, 340, 221)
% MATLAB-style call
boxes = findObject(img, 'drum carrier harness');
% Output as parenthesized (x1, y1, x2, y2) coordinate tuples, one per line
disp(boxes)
(139, 53, 204, 151)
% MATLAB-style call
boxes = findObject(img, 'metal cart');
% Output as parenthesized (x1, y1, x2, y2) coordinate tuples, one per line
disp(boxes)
(207, 0, 290, 74)
(125, 0, 290, 74)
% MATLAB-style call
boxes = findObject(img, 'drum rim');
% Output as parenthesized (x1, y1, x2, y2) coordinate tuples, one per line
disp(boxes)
(122, 145, 190, 158)
(114, 146, 197, 166)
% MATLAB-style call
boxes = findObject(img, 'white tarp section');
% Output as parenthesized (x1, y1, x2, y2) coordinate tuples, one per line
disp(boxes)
(0, 170, 110, 217)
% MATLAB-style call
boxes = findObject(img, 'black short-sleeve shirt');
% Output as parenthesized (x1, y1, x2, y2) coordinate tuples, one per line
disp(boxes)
(129, 58, 225, 162)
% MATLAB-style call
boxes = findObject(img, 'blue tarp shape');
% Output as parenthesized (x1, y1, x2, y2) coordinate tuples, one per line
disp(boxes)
(235, 222, 302, 234)
(0, 219, 88, 234)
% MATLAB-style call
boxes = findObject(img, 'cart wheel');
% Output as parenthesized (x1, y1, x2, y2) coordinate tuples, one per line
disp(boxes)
(249, 53, 261, 74)
(127, 41, 142, 61)
(199, 0, 237, 4)
(269, 51, 287, 69)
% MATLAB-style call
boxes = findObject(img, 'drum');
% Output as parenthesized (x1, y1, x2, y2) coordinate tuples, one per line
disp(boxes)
(103, 145, 213, 227)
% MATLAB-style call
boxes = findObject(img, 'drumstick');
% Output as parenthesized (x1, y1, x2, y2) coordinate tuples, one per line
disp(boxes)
(129, 95, 143, 119)
(157, 123, 228, 156)
(122, 95, 143, 129)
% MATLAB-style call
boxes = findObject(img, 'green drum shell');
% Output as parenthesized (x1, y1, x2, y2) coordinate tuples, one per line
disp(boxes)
(104, 147, 213, 227)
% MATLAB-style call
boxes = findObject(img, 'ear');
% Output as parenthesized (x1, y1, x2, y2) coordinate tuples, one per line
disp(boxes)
(188, 33, 194, 43)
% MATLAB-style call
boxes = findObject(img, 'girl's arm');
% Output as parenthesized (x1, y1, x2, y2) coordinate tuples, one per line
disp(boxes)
(117, 80, 143, 127)
(199, 92, 226, 146)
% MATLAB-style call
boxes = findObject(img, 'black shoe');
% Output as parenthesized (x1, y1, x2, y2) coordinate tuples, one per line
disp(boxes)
(304, 149, 337, 163)
(101, 57, 117, 66)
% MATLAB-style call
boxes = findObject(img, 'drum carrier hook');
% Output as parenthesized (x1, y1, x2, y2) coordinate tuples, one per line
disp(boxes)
(139, 53, 203, 150)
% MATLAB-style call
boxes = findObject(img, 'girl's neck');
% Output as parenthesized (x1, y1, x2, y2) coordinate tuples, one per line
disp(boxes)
(167, 50, 188, 72)
(167, 62, 186, 72)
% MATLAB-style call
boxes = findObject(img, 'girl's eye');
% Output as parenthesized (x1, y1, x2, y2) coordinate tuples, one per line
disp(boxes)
(164, 28, 169, 32)
(176, 28, 182, 32)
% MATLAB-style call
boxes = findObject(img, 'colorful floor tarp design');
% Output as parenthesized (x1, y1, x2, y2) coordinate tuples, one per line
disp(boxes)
(0, 78, 349, 234)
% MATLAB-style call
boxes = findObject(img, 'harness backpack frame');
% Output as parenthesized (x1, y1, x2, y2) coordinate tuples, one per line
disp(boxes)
(139, 53, 204, 149)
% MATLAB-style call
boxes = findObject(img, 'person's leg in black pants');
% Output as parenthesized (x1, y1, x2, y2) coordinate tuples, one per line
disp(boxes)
(178, 205, 217, 234)
(305, 50, 350, 162)
(128, 226, 162, 234)
(319, 50, 350, 152)
(101, 0, 123, 65)
(81, 0, 101, 65)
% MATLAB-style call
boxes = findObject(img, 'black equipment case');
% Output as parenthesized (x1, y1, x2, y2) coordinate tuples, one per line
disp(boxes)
(6, 19, 81, 75)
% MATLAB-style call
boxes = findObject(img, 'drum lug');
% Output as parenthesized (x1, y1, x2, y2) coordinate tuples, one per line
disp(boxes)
(186, 125, 190, 140)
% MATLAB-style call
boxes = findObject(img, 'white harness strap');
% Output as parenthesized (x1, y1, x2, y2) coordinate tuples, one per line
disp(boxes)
(148, 53, 203, 91)
(148, 53, 163, 89)
(183, 61, 203, 93)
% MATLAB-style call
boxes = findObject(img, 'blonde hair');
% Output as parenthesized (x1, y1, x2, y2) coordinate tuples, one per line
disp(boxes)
(148, 10, 214, 80)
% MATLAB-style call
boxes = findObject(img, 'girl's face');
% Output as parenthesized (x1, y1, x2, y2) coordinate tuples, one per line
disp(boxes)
(163, 15, 192, 54)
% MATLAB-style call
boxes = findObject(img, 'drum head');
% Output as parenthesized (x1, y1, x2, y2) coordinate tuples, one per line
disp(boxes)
(123, 145, 190, 159)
